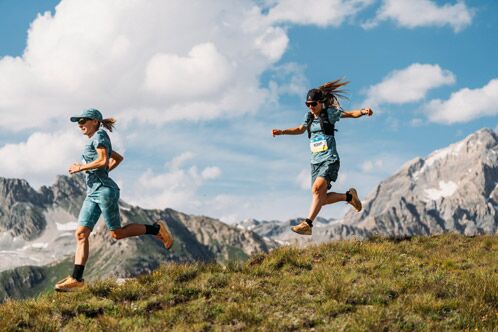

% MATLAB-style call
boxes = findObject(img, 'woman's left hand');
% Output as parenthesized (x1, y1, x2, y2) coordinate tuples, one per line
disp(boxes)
(69, 163, 82, 174)
(362, 107, 373, 116)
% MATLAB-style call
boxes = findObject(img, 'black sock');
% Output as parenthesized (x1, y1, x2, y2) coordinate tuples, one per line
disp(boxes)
(346, 191, 352, 202)
(305, 218, 313, 227)
(145, 223, 160, 235)
(72, 264, 85, 281)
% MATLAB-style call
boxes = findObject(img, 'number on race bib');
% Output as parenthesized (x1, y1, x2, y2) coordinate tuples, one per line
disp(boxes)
(310, 138, 328, 153)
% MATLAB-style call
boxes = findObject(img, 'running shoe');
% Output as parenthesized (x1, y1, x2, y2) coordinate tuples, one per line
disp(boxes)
(291, 221, 312, 235)
(348, 188, 362, 212)
(54, 276, 85, 292)
(156, 220, 174, 249)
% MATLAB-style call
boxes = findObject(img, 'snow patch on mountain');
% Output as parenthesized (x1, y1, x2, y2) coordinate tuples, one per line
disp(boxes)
(424, 181, 458, 201)
(412, 141, 465, 180)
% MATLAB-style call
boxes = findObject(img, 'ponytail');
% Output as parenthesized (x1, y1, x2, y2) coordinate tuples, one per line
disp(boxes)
(101, 118, 116, 132)
(318, 78, 350, 108)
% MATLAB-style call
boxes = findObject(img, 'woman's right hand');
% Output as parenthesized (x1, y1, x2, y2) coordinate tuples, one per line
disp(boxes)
(69, 163, 82, 174)
(272, 129, 282, 136)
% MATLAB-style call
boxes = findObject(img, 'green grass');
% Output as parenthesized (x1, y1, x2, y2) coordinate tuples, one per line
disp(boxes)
(0, 234, 497, 331)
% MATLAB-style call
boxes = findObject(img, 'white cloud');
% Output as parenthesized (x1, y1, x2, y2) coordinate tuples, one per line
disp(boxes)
(268, 62, 309, 103)
(0, 130, 83, 187)
(201, 167, 222, 180)
(0, 0, 278, 131)
(265, 0, 374, 27)
(254, 26, 289, 61)
(0, 127, 126, 188)
(167, 152, 195, 170)
(364, 63, 456, 108)
(0, 0, 377, 132)
(423, 78, 498, 124)
(364, 0, 475, 32)
(144, 43, 233, 98)
(361, 159, 384, 173)
(129, 153, 221, 210)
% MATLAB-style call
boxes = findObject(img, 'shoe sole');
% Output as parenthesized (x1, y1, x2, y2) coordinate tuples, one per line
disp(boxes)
(156, 221, 174, 250)
(290, 226, 312, 236)
(54, 285, 85, 292)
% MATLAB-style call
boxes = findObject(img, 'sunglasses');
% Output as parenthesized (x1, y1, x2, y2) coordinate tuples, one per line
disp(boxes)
(78, 118, 90, 125)
(305, 101, 318, 107)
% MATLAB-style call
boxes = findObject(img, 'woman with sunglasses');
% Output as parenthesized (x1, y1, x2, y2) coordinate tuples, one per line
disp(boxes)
(272, 79, 373, 235)
(55, 108, 174, 292)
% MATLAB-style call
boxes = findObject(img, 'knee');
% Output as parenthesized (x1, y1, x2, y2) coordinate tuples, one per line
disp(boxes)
(311, 185, 324, 197)
(311, 186, 319, 196)
(74, 230, 90, 242)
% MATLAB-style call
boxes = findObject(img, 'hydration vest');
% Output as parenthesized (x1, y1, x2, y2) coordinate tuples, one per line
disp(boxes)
(305, 108, 336, 139)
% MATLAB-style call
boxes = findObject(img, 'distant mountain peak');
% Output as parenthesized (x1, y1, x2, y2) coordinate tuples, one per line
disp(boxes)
(335, 127, 498, 239)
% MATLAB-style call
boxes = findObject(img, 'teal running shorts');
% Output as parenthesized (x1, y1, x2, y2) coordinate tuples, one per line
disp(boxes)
(311, 159, 340, 190)
(78, 185, 121, 230)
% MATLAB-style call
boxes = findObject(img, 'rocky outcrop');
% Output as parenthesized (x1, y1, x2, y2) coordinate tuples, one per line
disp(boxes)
(0, 178, 48, 240)
(48, 174, 87, 217)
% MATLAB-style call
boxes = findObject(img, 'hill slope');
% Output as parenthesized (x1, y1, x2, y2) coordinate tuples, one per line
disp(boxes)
(1, 234, 496, 331)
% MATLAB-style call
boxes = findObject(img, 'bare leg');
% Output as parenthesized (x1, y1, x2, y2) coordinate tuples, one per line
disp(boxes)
(110, 224, 147, 240)
(323, 192, 347, 205)
(74, 226, 92, 265)
(307, 177, 329, 221)
(308, 178, 350, 220)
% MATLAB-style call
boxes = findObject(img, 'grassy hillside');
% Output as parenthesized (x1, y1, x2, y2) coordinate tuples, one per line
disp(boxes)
(0, 234, 497, 331)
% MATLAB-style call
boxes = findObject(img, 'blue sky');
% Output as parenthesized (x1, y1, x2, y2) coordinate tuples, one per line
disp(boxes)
(0, 0, 497, 223)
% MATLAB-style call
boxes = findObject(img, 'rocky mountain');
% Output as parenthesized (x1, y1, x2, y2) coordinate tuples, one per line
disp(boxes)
(0, 174, 271, 301)
(0, 178, 50, 240)
(320, 128, 498, 240)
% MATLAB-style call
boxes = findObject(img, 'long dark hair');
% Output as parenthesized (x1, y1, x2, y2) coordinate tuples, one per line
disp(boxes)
(318, 78, 350, 108)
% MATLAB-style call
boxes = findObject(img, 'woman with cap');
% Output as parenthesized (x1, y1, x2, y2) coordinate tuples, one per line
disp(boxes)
(272, 79, 373, 235)
(55, 108, 174, 292)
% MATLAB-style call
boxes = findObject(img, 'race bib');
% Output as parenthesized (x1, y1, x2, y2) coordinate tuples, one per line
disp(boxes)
(310, 135, 328, 153)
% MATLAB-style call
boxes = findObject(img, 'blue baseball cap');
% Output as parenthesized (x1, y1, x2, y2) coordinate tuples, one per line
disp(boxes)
(70, 108, 103, 122)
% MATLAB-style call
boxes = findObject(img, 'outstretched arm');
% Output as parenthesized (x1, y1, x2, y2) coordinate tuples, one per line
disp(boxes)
(68, 147, 109, 174)
(341, 107, 373, 119)
(272, 125, 306, 136)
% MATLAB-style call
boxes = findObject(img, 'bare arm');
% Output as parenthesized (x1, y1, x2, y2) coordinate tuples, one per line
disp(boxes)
(272, 125, 306, 136)
(68, 147, 108, 174)
(341, 107, 373, 119)
(108, 151, 124, 171)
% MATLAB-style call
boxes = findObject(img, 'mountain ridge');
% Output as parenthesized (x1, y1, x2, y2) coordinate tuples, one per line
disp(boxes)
(328, 128, 498, 240)
(0, 174, 272, 301)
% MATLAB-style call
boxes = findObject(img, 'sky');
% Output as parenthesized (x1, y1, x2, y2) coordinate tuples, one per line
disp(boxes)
(0, 0, 497, 223)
